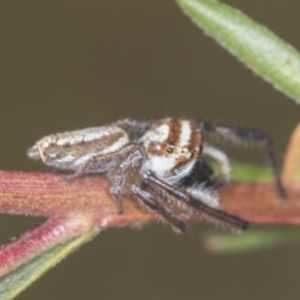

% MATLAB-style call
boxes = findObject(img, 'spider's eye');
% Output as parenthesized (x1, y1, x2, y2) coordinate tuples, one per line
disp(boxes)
(167, 146, 174, 153)
(181, 147, 188, 154)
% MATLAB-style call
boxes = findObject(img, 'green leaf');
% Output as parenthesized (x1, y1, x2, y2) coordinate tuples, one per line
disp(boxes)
(230, 162, 274, 181)
(0, 229, 99, 300)
(210, 160, 275, 181)
(204, 226, 300, 253)
(176, 0, 300, 104)
(229, 162, 300, 180)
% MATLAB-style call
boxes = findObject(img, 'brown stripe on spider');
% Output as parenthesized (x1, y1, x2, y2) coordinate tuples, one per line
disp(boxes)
(166, 119, 182, 146)
(68, 130, 125, 157)
(170, 120, 202, 172)
(188, 121, 202, 159)
(146, 119, 182, 156)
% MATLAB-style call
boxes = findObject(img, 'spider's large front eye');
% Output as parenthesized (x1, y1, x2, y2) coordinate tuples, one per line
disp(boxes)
(167, 145, 175, 153)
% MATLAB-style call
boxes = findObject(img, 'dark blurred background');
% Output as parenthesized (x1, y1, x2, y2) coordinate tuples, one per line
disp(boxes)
(0, 0, 299, 299)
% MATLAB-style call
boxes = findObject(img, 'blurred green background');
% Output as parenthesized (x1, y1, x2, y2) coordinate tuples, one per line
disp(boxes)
(0, 0, 299, 299)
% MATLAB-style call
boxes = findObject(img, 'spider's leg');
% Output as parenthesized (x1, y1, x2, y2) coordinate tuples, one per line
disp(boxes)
(63, 153, 112, 182)
(143, 171, 249, 231)
(114, 119, 158, 139)
(202, 144, 231, 183)
(110, 144, 144, 213)
(63, 143, 136, 182)
(196, 121, 287, 202)
(131, 184, 189, 232)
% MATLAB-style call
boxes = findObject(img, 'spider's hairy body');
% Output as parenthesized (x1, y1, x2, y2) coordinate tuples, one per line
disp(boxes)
(28, 118, 286, 232)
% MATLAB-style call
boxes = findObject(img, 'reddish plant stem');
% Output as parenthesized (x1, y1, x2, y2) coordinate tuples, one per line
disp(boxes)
(0, 217, 94, 277)
(0, 170, 298, 277)
(220, 181, 300, 223)
(0, 171, 299, 225)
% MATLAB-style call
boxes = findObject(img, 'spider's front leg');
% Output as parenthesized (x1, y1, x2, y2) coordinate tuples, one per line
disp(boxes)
(196, 121, 287, 202)
(143, 171, 249, 231)
(131, 185, 189, 232)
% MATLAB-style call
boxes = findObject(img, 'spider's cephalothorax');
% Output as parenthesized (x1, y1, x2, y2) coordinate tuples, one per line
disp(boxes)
(27, 118, 287, 232)
(140, 119, 202, 183)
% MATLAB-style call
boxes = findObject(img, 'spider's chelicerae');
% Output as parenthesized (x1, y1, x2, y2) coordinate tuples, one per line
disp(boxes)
(27, 118, 286, 232)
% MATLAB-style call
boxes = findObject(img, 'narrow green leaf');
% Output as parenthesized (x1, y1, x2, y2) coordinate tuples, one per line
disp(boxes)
(230, 162, 273, 180)
(211, 160, 275, 181)
(0, 229, 99, 300)
(229, 162, 300, 180)
(204, 227, 300, 253)
(176, 0, 300, 104)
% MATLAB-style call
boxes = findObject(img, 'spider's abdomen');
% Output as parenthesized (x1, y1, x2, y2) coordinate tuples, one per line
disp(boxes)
(27, 126, 129, 171)
(140, 119, 202, 182)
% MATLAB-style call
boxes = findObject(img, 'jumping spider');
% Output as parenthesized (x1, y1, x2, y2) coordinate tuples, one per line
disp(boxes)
(27, 118, 286, 232)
